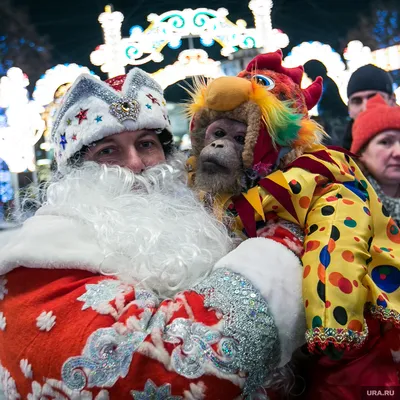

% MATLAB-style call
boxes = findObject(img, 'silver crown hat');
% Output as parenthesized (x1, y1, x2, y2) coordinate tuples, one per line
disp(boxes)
(51, 68, 172, 168)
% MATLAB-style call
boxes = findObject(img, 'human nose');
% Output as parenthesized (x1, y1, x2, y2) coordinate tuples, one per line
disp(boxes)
(121, 147, 146, 173)
(360, 98, 369, 113)
(392, 142, 400, 158)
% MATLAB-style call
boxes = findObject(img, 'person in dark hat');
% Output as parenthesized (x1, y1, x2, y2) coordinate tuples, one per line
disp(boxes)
(342, 64, 396, 150)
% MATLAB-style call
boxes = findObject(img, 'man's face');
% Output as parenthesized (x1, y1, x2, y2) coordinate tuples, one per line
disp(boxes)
(83, 130, 166, 172)
(348, 90, 396, 119)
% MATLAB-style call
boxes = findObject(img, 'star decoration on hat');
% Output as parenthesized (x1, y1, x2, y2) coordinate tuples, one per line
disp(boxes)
(109, 97, 140, 122)
(60, 134, 68, 150)
(146, 93, 160, 105)
(145, 104, 152, 110)
(72, 134, 78, 141)
(95, 115, 103, 123)
(66, 118, 72, 126)
(75, 108, 89, 124)
(162, 100, 166, 106)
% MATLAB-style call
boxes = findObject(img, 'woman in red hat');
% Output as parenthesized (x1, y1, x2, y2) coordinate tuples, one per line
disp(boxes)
(352, 94, 400, 226)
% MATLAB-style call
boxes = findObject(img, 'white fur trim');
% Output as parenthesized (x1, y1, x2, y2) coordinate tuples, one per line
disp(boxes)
(214, 237, 305, 367)
(52, 68, 171, 168)
(0, 214, 113, 276)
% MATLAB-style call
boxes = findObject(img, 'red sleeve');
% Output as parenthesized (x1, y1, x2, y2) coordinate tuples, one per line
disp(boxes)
(0, 267, 279, 399)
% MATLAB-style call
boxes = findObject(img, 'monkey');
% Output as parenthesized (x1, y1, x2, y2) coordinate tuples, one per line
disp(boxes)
(194, 118, 247, 195)
(185, 50, 400, 396)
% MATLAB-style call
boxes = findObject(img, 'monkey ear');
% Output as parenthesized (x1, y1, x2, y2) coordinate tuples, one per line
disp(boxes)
(189, 116, 196, 132)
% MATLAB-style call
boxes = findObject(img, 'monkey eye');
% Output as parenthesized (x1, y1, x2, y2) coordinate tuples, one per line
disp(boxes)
(214, 129, 225, 138)
(254, 75, 275, 90)
(234, 136, 245, 145)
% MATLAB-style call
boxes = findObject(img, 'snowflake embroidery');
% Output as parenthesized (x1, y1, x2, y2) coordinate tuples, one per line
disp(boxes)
(28, 379, 109, 400)
(36, 311, 56, 332)
(20, 359, 33, 379)
(0, 312, 6, 331)
(0, 361, 20, 400)
(131, 379, 182, 399)
(77, 279, 127, 311)
(0, 277, 8, 300)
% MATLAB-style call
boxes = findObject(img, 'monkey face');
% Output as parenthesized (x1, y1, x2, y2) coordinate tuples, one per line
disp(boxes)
(194, 118, 247, 195)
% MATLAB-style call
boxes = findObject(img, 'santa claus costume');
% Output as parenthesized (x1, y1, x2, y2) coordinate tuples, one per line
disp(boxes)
(0, 68, 304, 399)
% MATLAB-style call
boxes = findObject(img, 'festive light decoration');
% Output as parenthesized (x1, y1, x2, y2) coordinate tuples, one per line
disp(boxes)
(33, 64, 99, 151)
(152, 50, 224, 89)
(283, 41, 348, 106)
(90, 1, 289, 79)
(0, 68, 44, 173)
(0, 158, 13, 204)
(284, 40, 400, 105)
(33, 64, 98, 106)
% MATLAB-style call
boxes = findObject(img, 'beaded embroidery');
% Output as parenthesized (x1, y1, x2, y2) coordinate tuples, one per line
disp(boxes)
(369, 303, 400, 328)
(109, 97, 141, 123)
(193, 268, 280, 396)
(77, 279, 127, 311)
(62, 327, 147, 390)
(305, 322, 368, 352)
(164, 318, 238, 378)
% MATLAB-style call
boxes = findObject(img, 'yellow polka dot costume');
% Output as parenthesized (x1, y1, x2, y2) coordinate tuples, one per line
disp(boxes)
(186, 50, 400, 353)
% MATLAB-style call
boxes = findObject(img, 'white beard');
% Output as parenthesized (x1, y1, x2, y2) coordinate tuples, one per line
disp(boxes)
(32, 158, 233, 298)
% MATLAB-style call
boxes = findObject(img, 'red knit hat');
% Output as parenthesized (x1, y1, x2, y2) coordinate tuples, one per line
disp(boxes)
(351, 94, 400, 154)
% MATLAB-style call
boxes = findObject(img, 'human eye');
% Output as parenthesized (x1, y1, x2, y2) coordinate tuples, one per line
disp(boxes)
(93, 146, 116, 157)
(139, 140, 156, 149)
(351, 97, 362, 105)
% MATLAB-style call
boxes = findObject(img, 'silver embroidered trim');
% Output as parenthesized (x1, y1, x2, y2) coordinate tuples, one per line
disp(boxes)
(279, 220, 305, 243)
(62, 327, 147, 390)
(124, 69, 163, 100)
(62, 288, 160, 391)
(193, 269, 280, 396)
(164, 318, 238, 378)
(52, 68, 164, 139)
(52, 75, 119, 139)
(77, 279, 126, 310)
(131, 379, 182, 399)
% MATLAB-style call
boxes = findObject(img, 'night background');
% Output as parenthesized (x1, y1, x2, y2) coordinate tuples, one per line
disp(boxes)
(4, 0, 400, 108)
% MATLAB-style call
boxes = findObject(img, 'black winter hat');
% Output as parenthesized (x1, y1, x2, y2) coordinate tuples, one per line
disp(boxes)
(347, 64, 394, 98)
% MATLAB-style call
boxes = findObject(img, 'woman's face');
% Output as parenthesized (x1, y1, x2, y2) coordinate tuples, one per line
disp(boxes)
(360, 129, 400, 185)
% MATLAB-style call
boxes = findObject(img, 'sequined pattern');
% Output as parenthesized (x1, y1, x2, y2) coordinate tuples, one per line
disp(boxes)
(305, 322, 368, 352)
(124, 69, 163, 99)
(62, 327, 147, 391)
(193, 269, 280, 396)
(52, 76, 119, 140)
(109, 98, 141, 123)
(280, 220, 305, 243)
(164, 318, 238, 378)
(77, 279, 126, 311)
(131, 379, 182, 400)
(369, 304, 400, 328)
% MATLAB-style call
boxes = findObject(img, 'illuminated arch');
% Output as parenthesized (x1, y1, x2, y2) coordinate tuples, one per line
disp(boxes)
(283, 41, 349, 104)
(151, 50, 224, 89)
